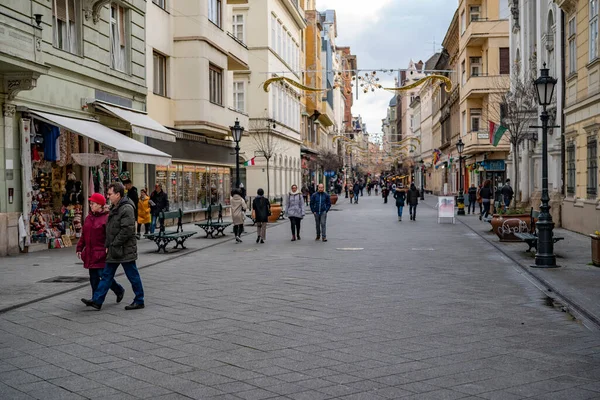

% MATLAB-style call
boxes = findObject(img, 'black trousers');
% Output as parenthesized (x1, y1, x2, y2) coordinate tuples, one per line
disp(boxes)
(467, 199, 476, 213)
(137, 223, 150, 234)
(289, 217, 301, 236)
(233, 224, 244, 236)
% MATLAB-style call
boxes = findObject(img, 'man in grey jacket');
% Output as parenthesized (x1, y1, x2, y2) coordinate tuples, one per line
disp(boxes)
(82, 182, 145, 311)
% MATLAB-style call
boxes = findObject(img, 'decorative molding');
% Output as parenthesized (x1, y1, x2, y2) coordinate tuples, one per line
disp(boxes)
(83, 0, 111, 24)
(553, 0, 578, 15)
(4, 73, 39, 100)
(3, 104, 16, 118)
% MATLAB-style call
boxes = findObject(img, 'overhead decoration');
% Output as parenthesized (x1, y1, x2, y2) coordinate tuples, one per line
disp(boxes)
(354, 71, 382, 94)
(384, 75, 453, 93)
(263, 77, 328, 93)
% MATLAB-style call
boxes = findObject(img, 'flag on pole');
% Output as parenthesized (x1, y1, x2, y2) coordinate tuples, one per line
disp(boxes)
(244, 157, 256, 166)
(489, 121, 507, 147)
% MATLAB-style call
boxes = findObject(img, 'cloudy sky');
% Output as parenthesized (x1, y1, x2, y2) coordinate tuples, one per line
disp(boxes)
(317, 0, 457, 140)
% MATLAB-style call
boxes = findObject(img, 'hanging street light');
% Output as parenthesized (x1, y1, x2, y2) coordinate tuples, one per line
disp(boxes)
(456, 138, 465, 216)
(229, 118, 244, 189)
(532, 64, 559, 268)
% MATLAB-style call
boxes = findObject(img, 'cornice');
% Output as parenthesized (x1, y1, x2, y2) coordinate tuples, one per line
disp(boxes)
(553, 0, 578, 14)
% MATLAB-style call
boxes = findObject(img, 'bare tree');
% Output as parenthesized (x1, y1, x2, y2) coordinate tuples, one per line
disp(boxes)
(488, 58, 538, 207)
(317, 149, 343, 173)
(248, 118, 288, 199)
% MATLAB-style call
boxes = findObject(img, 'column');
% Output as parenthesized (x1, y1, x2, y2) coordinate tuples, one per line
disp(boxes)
(521, 140, 531, 203)
(2, 104, 17, 214)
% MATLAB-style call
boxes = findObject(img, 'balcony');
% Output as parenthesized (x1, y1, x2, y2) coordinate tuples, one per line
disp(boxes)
(460, 18, 509, 48)
(461, 74, 509, 99)
(281, 0, 307, 29)
(226, 32, 249, 71)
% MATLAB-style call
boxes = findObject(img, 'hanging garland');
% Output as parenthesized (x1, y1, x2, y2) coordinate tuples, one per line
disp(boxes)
(263, 76, 329, 93)
(383, 75, 453, 93)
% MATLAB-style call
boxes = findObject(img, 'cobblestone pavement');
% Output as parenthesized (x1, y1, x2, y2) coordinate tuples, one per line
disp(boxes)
(1, 195, 600, 400)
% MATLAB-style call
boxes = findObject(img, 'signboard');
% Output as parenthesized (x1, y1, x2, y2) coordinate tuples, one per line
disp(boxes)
(482, 160, 505, 171)
(438, 196, 455, 224)
(478, 132, 490, 140)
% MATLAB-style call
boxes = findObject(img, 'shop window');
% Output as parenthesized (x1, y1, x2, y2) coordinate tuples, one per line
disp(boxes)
(110, 3, 128, 72)
(588, 136, 598, 198)
(153, 51, 167, 97)
(52, 0, 80, 55)
(208, 0, 222, 27)
(567, 142, 576, 195)
(209, 64, 223, 105)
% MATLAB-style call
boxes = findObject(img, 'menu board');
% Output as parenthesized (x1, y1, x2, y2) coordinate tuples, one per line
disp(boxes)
(155, 166, 167, 190)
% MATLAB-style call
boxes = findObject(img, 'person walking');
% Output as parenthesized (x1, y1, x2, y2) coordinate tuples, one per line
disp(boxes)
(382, 185, 389, 204)
(467, 184, 478, 215)
(76, 193, 124, 304)
(310, 183, 331, 242)
(252, 188, 270, 244)
(82, 182, 145, 310)
(149, 183, 168, 233)
(476, 184, 483, 215)
(353, 182, 360, 204)
(501, 179, 514, 209)
(349, 184, 355, 203)
(136, 189, 151, 238)
(393, 184, 406, 221)
(123, 179, 138, 219)
(239, 183, 247, 200)
(407, 183, 420, 221)
(286, 184, 305, 241)
(374, 183, 379, 196)
(344, 183, 348, 199)
(479, 179, 493, 220)
(230, 188, 246, 243)
(302, 185, 310, 205)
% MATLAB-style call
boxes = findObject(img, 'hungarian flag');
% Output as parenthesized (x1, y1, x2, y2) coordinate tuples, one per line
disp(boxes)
(244, 157, 256, 166)
(489, 121, 507, 147)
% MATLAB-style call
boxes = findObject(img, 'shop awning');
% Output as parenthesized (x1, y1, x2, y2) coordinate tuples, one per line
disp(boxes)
(94, 101, 176, 142)
(30, 111, 172, 165)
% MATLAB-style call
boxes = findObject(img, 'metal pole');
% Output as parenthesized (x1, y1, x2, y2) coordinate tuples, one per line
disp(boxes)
(457, 155, 465, 215)
(533, 107, 558, 267)
(420, 165, 425, 200)
(235, 140, 240, 189)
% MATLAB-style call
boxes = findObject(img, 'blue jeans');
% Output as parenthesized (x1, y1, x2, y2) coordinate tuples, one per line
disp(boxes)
(504, 197, 511, 208)
(482, 201, 491, 218)
(150, 215, 158, 233)
(354, 192, 359, 203)
(88, 268, 123, 297)
(92, 261, 144, 305)
(397, 206, 404, 217)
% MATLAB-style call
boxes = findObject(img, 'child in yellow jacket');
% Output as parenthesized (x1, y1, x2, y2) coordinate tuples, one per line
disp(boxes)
(137, 189, 151, 238)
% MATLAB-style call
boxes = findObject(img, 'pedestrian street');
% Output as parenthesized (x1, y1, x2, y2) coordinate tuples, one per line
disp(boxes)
(1, 195, 600, 400)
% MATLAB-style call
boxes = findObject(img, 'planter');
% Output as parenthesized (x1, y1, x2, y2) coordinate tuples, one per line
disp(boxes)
(330, 194, 338, 205)
(490, 213, 533, 242)
(268, 204, 282, 223)
(591, 235, 600, 266)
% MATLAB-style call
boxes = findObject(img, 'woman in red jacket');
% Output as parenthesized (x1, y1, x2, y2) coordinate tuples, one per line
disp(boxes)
(76, 193, 124, 303)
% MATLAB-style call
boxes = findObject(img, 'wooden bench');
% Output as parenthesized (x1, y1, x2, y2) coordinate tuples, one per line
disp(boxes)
(145, 209, 197, 253)
(195, 204, 232, 238)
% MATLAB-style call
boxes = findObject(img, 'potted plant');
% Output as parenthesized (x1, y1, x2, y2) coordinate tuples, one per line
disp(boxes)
(268, 198, 282, 223)
(591, 231, 600, 266)
(490, 207, 534, 242)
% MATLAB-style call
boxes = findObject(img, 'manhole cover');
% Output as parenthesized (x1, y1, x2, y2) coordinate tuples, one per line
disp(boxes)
(336, 248, 364, 251)
(39, 276, 88, 283)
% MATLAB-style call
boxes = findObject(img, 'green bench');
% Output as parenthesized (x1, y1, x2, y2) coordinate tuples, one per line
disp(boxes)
(195, 204, 232, 238)
(145, 209, 197, 253)
(513, 209, 564, 252)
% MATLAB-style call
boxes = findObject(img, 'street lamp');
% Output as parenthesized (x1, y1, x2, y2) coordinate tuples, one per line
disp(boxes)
(229, 118, 244, 189)
(456, 138, 465, 215)
(420, 159, 425, 200)
(532, 64, 559, 268)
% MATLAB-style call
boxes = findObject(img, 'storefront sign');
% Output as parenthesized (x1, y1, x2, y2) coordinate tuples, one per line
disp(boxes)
(482, 160, 505, 171)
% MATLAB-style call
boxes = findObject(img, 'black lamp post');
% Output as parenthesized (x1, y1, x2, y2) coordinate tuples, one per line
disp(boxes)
(420, 159, 425, 200)
(456, 138, 465, 215)
(230, 118, 244, 189)
(532, 64, 559, 268)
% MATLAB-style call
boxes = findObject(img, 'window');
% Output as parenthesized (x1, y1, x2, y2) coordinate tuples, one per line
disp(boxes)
(110, 3, 127, 71)
(461, 10, 466, 34)
(588, 136, 598, 198)
(470, 109, 481, 132)
(591, 0, 599, 61)
(271, 15, 276, 49)
(209, 64, 223, 105)
(208, 0, 222, 27)
(153, 52, 167, 96)
(499, 47, 510, 74)
(461, 60, 466, 86)
(569, 17, 577, 74)
(470, 6, 480, 22)
(470, 57, 482, 77)
(232, 14, 244, 42)
(276, 22, 282, 55)
(152, 0, 166, 9)
(567, 142, 576, 195)
(233, 81, 245, 112)
(52, 0, 80, 54)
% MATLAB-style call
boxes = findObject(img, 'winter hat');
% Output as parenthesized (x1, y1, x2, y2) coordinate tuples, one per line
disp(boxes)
(88, 193, 106, 206)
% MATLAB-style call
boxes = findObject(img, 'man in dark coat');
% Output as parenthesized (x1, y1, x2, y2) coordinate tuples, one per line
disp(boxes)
(123, 179, 138, 220)
(467, 184, 478, 214)
(406, 183, 420, 221)
(310, 183, 331, 242)
(501, 179, 514, 208)
(252, 188, 270, 244)
(150, 183, 169, 233)
(82, 182, 145, 311)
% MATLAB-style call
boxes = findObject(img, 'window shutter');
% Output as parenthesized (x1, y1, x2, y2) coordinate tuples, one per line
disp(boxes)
(68, 0, 75, 22)
(499, 48, 510, 74)
(54, 0, 67, 21)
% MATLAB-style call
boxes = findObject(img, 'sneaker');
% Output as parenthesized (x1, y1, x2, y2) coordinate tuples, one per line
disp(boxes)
(322, 238, 328, 242)
(235, 236, 241, 243)
(81, 298, 101, 310)
(398, 216, 401, 221)
(315, 236, 320, 241)
(116, 290, 124, 303)
(256, 236, 260, 243)
(479, 215, 482, 221)
(125, 303, 145, 310)
(297, 235, 301, 240)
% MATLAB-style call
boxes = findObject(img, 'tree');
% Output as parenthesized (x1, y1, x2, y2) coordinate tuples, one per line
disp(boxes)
(249, 118, 288, 199)
(488, 57, 538, 207)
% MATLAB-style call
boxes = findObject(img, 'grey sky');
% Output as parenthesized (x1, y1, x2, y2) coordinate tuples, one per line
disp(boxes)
(317, 0, 457, 139)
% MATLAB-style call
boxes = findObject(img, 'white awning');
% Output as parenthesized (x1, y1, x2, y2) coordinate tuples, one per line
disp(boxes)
(94, 101, 176, 142)
(30, 111, 172, 165)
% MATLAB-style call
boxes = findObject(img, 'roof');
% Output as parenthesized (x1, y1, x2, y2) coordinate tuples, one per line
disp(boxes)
(424, 53, 442, 72)
(388, 95, 398, 107)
